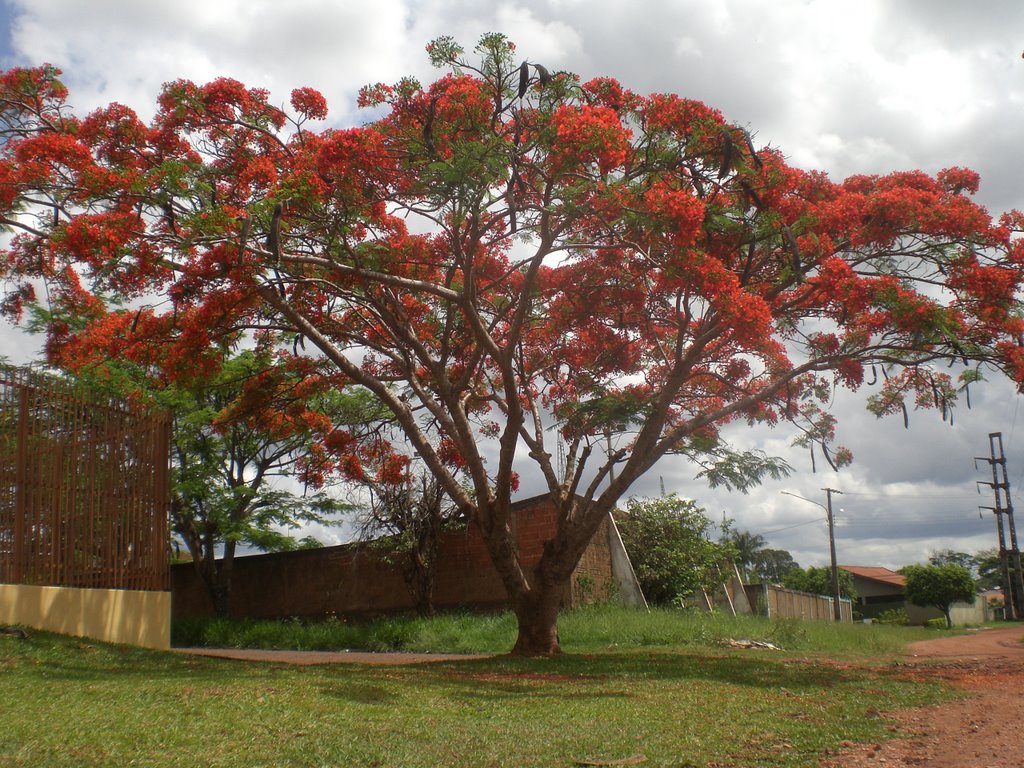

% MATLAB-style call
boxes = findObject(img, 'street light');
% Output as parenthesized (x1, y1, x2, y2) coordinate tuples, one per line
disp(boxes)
(780, 489, 844, 622)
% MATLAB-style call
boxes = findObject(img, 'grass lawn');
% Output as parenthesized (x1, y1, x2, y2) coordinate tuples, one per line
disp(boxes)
(0, 609, 954, 767)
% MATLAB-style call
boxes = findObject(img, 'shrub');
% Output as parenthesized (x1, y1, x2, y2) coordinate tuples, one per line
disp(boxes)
(874, 608, 908, 626)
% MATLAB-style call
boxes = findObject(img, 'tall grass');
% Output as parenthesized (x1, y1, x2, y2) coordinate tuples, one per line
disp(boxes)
(173, 604, 939, 656)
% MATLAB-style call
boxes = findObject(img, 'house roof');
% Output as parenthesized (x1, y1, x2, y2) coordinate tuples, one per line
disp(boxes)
(839, 565, 906, 588)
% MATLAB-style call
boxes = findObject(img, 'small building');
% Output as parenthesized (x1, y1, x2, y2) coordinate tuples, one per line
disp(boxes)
(841, 565, 906, 621)
(841, 565, 990, 626)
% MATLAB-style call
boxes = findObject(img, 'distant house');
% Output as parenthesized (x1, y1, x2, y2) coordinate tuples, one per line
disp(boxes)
(841, 565, 991, 625)
(840, 565, 906, 620)
(980, 588, 1006, 618)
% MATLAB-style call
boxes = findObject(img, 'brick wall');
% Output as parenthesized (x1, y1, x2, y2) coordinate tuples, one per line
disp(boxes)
(570, 514, 614, 604)
(172, 494, 617, 620)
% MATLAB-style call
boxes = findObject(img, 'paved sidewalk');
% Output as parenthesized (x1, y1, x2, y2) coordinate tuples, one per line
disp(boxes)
(175, 647, 492, 666)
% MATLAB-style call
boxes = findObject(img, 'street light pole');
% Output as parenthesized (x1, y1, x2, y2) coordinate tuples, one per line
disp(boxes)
(823, 488, 843, 622)
(780, 489, 844, 623)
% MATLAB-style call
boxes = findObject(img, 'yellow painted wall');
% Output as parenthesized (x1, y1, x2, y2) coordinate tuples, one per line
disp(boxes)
(0, 584, 170, 650)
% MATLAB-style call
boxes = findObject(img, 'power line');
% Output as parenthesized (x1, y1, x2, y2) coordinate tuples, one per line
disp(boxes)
(837, 490, 981, 501)
(760, 517, 826, 534)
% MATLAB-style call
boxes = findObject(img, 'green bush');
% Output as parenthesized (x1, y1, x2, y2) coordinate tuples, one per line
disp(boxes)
(767, 616, 807, 648)
(873, 608, 908, 626)
(925, 617, 947, 629)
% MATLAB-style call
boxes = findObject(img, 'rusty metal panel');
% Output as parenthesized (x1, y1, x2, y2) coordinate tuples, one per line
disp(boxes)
(0, 366, 170, 591)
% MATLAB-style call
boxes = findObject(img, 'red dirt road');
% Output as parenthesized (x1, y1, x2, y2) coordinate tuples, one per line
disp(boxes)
(822, 625, 1024, 768)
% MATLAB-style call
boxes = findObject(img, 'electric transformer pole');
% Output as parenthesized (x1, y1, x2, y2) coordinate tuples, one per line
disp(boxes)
(975, 432, 1024, 620)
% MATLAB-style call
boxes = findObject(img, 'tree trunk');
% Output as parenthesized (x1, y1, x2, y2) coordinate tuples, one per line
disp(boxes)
(511, 586, 564, 656)
(201, 541, 235, 618)
(476, 495, 608, 656)
(401, 550, 436, 618)
(210, 577, 231, 618)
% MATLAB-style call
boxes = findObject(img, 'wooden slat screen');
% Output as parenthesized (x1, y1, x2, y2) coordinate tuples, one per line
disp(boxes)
(0, 366, 170, 591)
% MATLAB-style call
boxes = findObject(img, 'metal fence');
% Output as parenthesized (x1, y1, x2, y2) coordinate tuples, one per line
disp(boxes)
(0, 366, 170, 591)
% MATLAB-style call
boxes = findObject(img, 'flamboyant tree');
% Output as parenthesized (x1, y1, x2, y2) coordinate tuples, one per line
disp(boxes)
(1, 36, 1023, 654)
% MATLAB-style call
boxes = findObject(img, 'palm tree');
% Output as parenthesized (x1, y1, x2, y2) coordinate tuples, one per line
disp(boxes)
(724, 529, 767, 580)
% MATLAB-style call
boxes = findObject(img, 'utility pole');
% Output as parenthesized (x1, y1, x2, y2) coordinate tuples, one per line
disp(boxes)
(975, 432, 1024, 620)
(780, 489, 846, 623)
(977, 504, 1012, 616)
(823, 488, 843, 622)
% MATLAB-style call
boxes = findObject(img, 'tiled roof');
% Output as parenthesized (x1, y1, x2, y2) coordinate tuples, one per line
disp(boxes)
(839, 565, 906, 587)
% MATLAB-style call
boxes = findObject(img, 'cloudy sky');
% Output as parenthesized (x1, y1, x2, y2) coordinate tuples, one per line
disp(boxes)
(2, 0, 1023, 572)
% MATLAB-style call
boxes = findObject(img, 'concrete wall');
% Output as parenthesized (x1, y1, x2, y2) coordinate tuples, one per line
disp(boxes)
(745, 583, 854, 623)
(0, 584, 171, 650)
(606, 515, 647, 608)
(907, 600, 990, 626)
(173, 497, 643, 620)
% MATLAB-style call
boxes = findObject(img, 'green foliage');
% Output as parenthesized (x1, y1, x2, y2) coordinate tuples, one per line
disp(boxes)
(616, 495, 733, 605)
(426, 34, 465, 67)
(160, 352, 351, 553)
(172, 612, 518, 654)
(62, 348, 377, 615)
(928, 549, 975, 569)
(902, 563, 976, 627)
(751, 548, 801, 582)
(973, 548, 1004, 590)
(925, 617, 948, 629)
(693, 446, 793, 493)
(924, 548, 1007, 592)
(782, 566, 858, 601)
(766, 616, 808, 648)
(874, 608, 909, 626)
(721, 528, 766, 580)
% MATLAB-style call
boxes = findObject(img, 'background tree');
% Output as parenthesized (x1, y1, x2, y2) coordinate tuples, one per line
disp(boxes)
(355, 467, 461, 617)
(69, 347, 371, 616)
(973, 548, 1004, 591)
(617, 494, 734, 605)
(2, 38, 1023, 654)
(902, 563, 976, 628)
(928, 549, 978, 573)
(722, 529, 767, 580)
(782, 566, 857, 601)
(749, 548, 800, 583)
(163, 351, 362, 616)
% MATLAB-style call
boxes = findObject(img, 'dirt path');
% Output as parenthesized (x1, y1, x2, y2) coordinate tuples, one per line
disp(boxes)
(822, 625, 1024, 767)
(175, 647, 491, 665)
